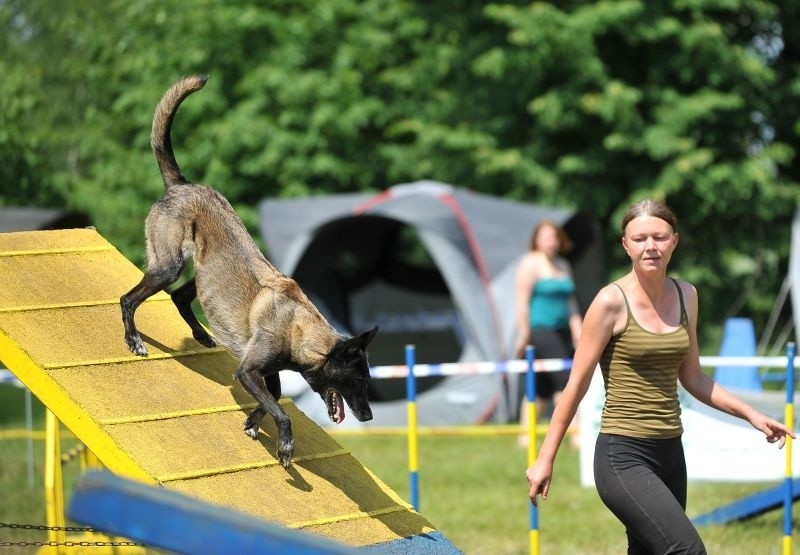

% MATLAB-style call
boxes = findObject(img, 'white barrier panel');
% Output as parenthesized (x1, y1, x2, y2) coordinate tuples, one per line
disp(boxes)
(369, 356, 786, 379)
(579, 357, 798, 486)
(369, 358, 571, 379)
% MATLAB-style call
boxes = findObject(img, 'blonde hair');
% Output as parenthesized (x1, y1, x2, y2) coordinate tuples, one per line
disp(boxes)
(620, 199, 677, 235)
(529, 219, 572, 254)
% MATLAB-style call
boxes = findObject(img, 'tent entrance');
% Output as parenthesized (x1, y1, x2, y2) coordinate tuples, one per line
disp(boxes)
(292, 216, 461, 401)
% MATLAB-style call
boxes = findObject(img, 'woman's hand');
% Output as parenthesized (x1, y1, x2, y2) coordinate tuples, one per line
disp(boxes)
(526, 458, 553, 507)
(515, 331, 530, 359)
(749, 413, 795, 448)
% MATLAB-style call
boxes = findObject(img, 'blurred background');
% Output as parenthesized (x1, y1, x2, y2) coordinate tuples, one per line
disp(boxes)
(2, 0, 799, 356)
(3, 3, 800, 552)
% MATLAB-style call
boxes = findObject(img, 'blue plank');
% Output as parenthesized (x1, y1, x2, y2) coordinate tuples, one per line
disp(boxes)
(68, 471, 359, 555)
(370, 531, 463, 554)
(692, 477, 800, 526)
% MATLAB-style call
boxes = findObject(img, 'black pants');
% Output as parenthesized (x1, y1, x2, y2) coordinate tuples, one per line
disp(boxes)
(526, 326, 572, 399)
(594, 433, 707, 554)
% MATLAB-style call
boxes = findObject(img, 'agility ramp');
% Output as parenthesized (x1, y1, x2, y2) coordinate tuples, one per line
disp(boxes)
(692, 477, 800, 526)
(0, 228, 459, 552)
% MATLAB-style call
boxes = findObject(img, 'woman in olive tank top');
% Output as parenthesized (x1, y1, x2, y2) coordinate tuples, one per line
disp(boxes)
(526, 199, 793, 554)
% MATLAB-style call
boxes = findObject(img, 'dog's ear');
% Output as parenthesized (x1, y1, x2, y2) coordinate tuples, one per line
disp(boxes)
(329, 326, 379, 358)
(358, 325, 379, 348)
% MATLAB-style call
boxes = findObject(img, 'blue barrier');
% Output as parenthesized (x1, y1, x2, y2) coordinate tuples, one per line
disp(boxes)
(691, 478, 800, 527)
(68, 471, 356, 555)
(713, 318, 761, 391)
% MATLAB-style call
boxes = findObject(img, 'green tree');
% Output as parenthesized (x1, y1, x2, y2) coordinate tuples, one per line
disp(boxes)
(1, 0, 798, 346)
(474, 0, 799, 345)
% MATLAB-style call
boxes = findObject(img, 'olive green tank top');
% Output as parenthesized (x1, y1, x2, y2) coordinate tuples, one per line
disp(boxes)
(599, 278, 690, 438)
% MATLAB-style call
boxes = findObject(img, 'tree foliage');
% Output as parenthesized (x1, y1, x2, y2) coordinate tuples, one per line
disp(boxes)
(1, 0, 798, 345)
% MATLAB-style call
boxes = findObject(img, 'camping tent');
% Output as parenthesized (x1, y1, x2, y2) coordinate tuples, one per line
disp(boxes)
(258, 181, 603, 426)
(0, 207, 91, 233)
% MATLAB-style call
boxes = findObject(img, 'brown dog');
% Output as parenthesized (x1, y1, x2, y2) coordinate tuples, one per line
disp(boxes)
(120, 75, 378, 467)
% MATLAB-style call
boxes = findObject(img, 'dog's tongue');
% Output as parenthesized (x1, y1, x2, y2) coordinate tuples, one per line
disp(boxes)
(333, 393, 345, 424)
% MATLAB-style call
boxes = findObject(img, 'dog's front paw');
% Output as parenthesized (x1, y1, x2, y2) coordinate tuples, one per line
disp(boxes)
(243, 421, 259, 440)
(278, 439, 294, 468)
(194, 330, 216, 348)
(125, 335, 149, 357)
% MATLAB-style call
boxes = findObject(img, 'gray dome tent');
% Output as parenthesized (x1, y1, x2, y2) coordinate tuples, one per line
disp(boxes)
(258, 181, 603, 426)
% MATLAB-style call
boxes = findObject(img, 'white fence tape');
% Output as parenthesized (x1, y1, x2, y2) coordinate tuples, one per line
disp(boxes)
(370, 355, 791, 379)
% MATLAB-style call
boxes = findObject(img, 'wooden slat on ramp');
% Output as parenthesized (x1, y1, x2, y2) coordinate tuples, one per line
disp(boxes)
(0, 229, 453, 550)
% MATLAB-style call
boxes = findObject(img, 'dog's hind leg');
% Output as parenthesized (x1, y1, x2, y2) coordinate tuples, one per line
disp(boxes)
(266, 372, 281, 399)
(236, 356, 293, 467)
(121, 257, 186, 356)
(170, 278, 216, 348)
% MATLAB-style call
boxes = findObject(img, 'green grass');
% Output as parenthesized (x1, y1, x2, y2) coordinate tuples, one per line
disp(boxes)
(334, 433, 790, 554)
(0, 383, 794, 554)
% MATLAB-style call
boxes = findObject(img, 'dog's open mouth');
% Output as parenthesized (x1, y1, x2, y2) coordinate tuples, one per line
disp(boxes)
(326, 389, 345, 424)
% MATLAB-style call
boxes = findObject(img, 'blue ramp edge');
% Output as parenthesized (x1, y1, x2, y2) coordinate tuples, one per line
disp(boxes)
(69, 471, 358, 554)
(691, 477, 800, 526)
(370, 531, 463, 554)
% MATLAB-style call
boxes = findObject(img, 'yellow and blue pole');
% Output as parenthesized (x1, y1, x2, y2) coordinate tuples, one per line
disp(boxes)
(783, 342, 795, 555)
(406, 344, 419, 511)
(525, 345, 539, 555)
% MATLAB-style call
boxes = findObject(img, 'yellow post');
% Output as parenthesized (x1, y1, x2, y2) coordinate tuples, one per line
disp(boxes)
(525, 346, 539, 555)
(405, 345, 419, 511)
(783, 342, 795, 555)
(528, 390, 538, 555)
(81, 443, 103, 472)
(527, 393, 537, 465)
(44, 408, 66, 552)
(783, 404, 793, 555)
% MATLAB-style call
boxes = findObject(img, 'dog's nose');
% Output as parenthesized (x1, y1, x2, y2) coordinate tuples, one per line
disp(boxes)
(359, 408, 373, 422)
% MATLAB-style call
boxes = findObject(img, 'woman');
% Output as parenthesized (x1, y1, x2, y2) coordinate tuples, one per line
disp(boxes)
(514, 220, 582, 427)
(525, 200, 793, 554)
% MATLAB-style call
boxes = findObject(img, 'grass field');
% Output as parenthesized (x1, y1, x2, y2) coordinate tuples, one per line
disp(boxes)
(0, 383, 794, 554)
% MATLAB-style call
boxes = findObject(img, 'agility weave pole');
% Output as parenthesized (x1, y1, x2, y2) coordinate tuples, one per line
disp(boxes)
(402, 344, 548, 555)
(783, 342, 795, 555)
(0, 228, 459, 552)
(525, 346, 539, 555)
(682, 349, 799, 554)
(394, 348, 798, 554)
(405, 345, 420, 512)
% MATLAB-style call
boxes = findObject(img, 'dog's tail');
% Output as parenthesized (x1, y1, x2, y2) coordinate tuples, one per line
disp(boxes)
(151, 74, 208, 188)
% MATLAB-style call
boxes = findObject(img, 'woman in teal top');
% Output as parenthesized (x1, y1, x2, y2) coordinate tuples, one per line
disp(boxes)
(529, 277, 576, 330)
(514, 220, 583, 436)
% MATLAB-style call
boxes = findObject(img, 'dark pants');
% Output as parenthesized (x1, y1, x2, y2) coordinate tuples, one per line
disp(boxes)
(594, 433, 707, 554)
(526, 326, 572, 399)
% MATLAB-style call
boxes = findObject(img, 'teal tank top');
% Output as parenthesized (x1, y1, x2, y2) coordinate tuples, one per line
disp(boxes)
(529, 277, 575, 329)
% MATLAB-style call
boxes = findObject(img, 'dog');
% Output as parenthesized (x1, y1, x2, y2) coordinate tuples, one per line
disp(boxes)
(120, 75, 378, 468)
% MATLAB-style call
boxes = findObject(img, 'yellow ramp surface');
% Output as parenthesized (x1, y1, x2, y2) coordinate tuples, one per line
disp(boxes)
(0, 228, 434, 547)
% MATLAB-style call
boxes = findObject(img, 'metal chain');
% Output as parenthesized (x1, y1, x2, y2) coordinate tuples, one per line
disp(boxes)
(0, 539, 142, 547)
(0, 522, 95, 532)
(0, 521, 143, 547)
